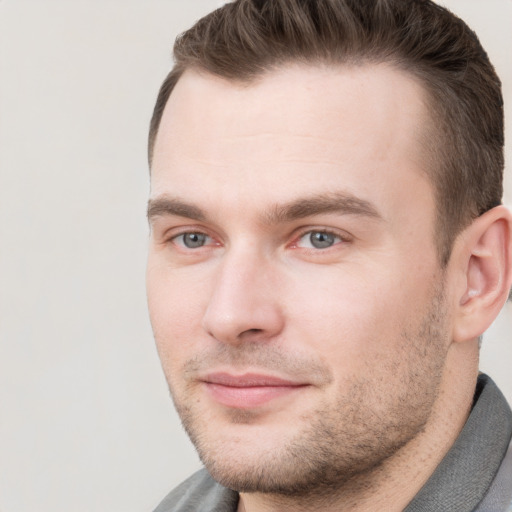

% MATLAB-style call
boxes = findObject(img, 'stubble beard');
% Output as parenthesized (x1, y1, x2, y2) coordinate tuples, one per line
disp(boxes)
(169, 285, 448, 500)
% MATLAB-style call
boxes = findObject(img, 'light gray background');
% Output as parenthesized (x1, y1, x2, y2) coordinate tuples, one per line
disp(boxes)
(0, 1, 510, 511)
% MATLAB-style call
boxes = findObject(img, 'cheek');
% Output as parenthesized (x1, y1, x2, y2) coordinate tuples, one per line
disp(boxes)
(286, 264, 428, 370)
(146, 263, 208, 369)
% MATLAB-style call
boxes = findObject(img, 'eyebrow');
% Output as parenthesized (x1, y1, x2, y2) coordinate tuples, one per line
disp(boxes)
(147, 192, 382, 224)
(263, 192, 382, 224)
(147, 197, 207, 222)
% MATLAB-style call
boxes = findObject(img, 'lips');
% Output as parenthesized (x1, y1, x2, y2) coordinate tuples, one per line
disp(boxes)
(201, 372, 308, 409)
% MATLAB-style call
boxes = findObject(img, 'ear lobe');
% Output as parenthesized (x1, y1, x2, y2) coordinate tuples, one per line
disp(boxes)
(452, 205, 512, 343)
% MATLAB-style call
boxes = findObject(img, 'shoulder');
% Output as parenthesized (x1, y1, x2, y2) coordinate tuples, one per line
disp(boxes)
(153, 468, 239, 512)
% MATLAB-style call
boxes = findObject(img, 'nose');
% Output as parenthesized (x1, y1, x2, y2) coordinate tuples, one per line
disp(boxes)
(201, 249, 285, 345)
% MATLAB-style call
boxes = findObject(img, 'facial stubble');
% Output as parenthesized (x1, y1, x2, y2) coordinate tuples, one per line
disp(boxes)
(167, 285, 448, 500)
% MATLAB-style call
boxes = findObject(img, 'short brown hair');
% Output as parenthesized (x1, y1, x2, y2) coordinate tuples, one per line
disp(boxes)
(148, 0, 504, 265)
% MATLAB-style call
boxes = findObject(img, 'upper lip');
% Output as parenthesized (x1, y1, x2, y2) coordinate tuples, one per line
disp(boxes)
(202, 372, 307, 388)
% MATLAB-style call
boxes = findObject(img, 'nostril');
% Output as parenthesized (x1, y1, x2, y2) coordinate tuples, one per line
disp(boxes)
(236, 328, 266, 343)
(246, 329, 263, 334)
(238, 328, 264, 338)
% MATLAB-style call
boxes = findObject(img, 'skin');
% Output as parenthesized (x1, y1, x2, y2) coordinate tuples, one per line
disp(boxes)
(147, 64, 485, 511)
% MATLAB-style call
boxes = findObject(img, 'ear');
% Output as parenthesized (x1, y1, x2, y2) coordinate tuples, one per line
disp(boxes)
(452, 205, 512, 343)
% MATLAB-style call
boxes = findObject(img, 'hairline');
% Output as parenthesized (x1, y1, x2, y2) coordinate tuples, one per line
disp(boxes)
(149, 57, 444, 176)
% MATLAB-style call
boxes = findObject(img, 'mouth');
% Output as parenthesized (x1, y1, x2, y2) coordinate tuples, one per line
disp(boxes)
(201, 372, 309, 409)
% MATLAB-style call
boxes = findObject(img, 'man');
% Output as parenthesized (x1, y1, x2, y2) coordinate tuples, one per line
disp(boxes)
(145, 0, 512, 510)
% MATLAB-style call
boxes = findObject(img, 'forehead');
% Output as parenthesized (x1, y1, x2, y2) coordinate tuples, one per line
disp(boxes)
(150, 63, 433, 221)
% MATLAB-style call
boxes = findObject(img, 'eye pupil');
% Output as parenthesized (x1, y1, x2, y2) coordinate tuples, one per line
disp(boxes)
(183, 233, 206, 248)
(310, 231, 335, 249)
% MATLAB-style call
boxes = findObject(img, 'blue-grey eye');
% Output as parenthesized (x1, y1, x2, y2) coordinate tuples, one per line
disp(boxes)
(296, 230, 341, 249)
(180, 232, 209, 248)
(309, 231, 336, 249)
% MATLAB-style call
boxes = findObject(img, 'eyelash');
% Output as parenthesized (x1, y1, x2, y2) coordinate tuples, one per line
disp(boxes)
(168, 230, 218, 250)
(289, 228, 351, 250)
(165, 227, 351, 253)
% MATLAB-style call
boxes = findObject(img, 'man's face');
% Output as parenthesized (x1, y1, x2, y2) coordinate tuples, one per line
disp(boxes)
(147, 64, 452, 494)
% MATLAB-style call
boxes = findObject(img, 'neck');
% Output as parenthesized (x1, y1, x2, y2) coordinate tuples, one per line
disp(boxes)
(238, 343, 478, 512)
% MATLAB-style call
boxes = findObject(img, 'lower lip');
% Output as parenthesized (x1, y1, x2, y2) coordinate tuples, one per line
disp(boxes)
(204, 383, 305, 409)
